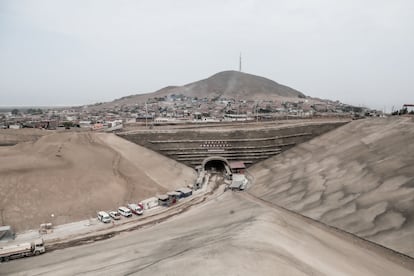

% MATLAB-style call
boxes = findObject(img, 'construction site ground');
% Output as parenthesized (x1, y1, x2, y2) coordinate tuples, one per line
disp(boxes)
(2, 117, 414, 275)
(9, 174, 223, 254)
(2, 179, 414, 275)
(0, 131, 196, 231)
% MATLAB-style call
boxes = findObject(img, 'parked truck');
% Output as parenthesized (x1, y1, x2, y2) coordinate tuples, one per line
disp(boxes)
(0, 238, 45, 262)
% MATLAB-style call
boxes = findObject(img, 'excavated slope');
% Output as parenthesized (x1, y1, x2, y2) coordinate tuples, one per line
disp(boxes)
(249, 117, 414, 257)
(0, 132, 196, 231)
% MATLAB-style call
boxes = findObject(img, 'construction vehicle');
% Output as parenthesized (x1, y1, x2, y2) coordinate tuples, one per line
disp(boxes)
(0, 238, 45, 262)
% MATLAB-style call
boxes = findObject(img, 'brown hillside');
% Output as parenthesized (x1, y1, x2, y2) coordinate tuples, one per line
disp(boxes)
(0, 132, 196, 231)
(156, 70, 305, 99)
(91, 71, 305, 109)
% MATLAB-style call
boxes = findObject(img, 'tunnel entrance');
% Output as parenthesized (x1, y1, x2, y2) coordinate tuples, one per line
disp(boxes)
(204, 160, 226, 172)
(202, 156, 232, 175)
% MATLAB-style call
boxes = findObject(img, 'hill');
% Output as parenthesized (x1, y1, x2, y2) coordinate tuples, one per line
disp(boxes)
(92, 71, 306, 109)
(0, 132, 196, 231)
(248, 117, 414, 257)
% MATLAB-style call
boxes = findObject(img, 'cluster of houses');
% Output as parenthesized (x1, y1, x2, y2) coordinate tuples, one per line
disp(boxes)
(0, 95, 379, 131)
(0, 108, 124, 131)
(133, 96, 370, 124)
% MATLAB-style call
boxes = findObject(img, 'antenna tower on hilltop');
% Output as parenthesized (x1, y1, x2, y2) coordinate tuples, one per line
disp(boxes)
(239, 53, 242, 72)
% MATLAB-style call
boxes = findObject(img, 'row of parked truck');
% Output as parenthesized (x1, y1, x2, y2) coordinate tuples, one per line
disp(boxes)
(0, 188, 195, 262)
(97, 187, 194, 224)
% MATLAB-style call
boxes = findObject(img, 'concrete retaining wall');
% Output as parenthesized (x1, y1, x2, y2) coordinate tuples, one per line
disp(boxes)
(118, 121, 348, 168)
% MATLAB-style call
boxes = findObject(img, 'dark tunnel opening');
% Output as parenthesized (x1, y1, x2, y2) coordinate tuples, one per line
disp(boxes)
(204, 160, 227, 172)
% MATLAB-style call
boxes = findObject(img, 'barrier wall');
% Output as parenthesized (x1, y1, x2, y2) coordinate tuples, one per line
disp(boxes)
(118, 121, 348, 168)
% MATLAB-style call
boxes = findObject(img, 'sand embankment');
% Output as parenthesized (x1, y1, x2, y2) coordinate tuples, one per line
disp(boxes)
(3, 191, 414, 275)
(0, 128, 47, 146)
(249, 117, 414, 257)
(0, 132, 196, 231)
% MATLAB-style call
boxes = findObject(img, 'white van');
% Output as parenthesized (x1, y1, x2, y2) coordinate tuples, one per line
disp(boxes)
(97, 211, 111, 223)
(127, 203, 144, 215)
(118, 206, 132, 217)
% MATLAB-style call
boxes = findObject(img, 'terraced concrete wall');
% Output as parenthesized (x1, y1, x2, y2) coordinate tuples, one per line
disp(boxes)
(118, 121, 347, 168)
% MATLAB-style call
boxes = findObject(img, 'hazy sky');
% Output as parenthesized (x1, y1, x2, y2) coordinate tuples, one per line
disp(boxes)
(1, 0, 413, 111)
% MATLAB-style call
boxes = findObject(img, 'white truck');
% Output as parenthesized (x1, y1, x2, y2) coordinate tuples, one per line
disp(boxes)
(0, 238, 45, 262)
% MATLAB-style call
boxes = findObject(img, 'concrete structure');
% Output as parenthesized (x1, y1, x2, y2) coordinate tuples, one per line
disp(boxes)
(202, 156, 231, 172)
(0, 226, 14, 241)
(118, 121, 347, 168)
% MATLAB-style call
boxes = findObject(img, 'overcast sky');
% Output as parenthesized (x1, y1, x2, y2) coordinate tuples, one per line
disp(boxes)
(1, 0, 413, 111)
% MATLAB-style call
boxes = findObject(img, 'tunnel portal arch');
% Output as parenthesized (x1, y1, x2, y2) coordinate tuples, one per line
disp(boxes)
(202, 156, 232, 175)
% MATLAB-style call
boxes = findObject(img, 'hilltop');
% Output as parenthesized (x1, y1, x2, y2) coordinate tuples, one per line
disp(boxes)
(91, 71, 306, 109)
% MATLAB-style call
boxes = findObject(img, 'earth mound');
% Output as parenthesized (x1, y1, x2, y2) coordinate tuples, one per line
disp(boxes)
(249, 117, 414, 257)
(0, 132, 196, 231)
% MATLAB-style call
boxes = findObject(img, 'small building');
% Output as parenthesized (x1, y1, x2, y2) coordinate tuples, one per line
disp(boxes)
(91, 123, 104, 131)
(79, 121, 92, 128)
(8, 124, 21, 130)
(158, 192, 181, 207)
(157, 194, 170, 207)
(229, 174, 248, 191)
(167, 191, 181, 205)
(0, 226, 15, 241)
(229, 161, 246, 174)
(140, 197, 159, 210)
(39, 223, 53, 234)
(175, 187, 193, 198)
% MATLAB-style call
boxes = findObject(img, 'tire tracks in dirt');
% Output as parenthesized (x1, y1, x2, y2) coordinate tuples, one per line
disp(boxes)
(112, 152, 136, 202)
